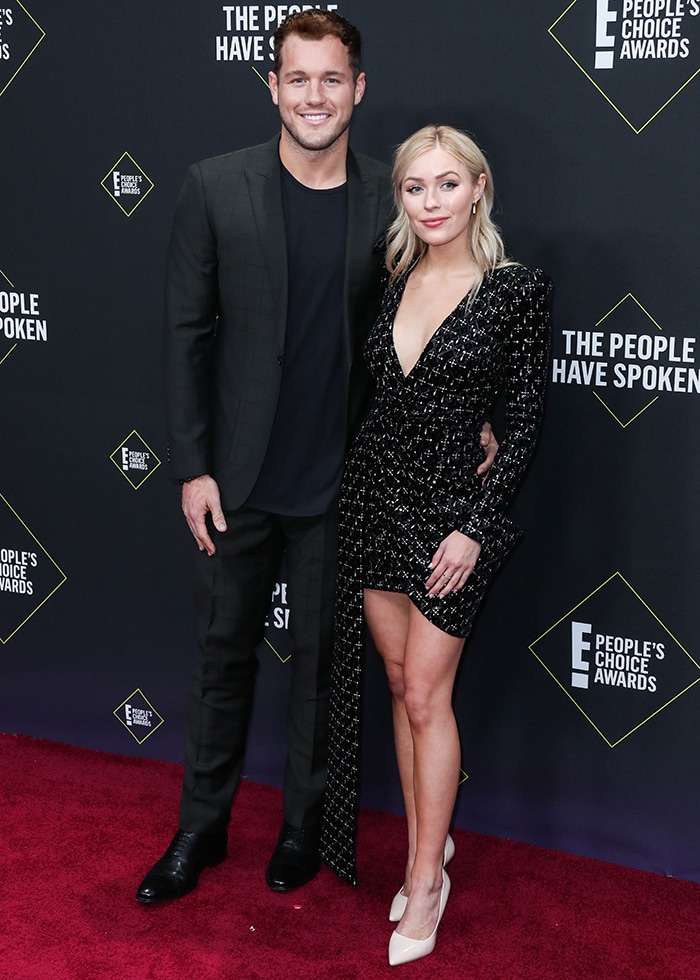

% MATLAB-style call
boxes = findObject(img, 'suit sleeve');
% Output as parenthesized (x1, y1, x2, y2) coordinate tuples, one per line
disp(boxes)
(460, 267, 552, 542)
(163, 163, 219, 481)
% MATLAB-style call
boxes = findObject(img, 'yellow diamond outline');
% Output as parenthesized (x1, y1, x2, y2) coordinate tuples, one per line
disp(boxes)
(109, 429, 162, 490)
(100, 151, 155, 217)
(0, 268, 19, 364)
(458, 768, 469, 786)
(113, 688, 165, 744)
(0, 1, 46, 99)
(590, 293, 666, 428)
(0, 492, 67, 644)
(549, 0, 700, 134)
(529, 571, 700, 747)
(251, 65, 270, 87)
(264, 635, 291, 664)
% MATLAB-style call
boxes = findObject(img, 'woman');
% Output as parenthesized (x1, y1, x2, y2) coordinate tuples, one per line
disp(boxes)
(320, 125, 551, 965)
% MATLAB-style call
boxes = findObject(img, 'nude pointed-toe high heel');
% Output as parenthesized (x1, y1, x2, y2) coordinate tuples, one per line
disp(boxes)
(388, 886, 409, 925)
(388, 833, 455, 922)
(388, 869, 451, 966)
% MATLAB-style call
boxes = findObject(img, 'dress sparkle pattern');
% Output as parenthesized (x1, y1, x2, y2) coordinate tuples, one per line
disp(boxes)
(320, 263, 552, 884)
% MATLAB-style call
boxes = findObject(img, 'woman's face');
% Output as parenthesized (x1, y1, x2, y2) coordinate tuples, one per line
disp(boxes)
(399, 146, 485, 249)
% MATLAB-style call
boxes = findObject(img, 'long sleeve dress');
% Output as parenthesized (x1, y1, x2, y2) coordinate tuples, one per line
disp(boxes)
(320, 263, 552, 884)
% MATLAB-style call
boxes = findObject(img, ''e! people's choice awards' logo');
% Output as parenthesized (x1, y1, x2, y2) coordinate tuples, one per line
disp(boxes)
(530, 572, 700, 746)
(0, 494, 67, 644)
(0, 2, 45, 99)
(550, 0, 700, 131)
(101, 152, 154, 217)
(114, 689, 164, 744)
(110, 431, 161, 489)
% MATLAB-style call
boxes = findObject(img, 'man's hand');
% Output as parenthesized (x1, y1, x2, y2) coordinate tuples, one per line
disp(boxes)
(181, 475, 227, 555)
(477, 421, 499, 480)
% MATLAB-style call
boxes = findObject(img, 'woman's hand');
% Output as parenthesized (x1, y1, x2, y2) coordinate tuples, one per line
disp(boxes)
(425, 530, 481, 598)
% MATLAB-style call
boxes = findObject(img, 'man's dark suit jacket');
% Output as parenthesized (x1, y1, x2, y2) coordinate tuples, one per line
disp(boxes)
(164, 135, 393, 511)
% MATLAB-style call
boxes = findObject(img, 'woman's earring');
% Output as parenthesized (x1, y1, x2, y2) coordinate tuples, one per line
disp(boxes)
(472, 200, 478, 215)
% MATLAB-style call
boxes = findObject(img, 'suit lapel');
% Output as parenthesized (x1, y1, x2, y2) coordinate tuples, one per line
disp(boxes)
(246, 136, 288, 349)
(244, 140, 384, 359)
(344, 150, 382, 355)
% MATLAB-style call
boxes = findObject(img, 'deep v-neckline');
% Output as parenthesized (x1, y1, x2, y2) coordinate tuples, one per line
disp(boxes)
(391, 277, 471, 380)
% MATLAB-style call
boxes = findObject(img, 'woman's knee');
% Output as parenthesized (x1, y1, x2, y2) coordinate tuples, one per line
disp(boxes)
(382, 658, 406, 701)
(403, 683, 438, 731)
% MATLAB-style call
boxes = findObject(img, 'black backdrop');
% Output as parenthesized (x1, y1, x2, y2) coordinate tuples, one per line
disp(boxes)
(2, 0, 700, 882)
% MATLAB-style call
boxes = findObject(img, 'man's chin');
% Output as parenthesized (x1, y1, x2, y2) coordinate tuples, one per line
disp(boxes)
(282, 122, 350, 154)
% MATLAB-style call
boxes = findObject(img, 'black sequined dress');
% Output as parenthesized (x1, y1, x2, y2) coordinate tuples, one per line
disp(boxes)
(320, 264, 552, 884)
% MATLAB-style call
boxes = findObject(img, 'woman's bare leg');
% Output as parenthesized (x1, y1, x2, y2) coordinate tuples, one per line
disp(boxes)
(399, 603, 463, 938)
(365, 589, 465, 938)
(364, 590, 416, 893)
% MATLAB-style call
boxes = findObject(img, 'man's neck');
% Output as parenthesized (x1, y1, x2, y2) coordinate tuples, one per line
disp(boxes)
(278, 130, 349, 189)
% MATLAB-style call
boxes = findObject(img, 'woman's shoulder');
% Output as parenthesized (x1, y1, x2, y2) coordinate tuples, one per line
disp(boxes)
(486, 263, 552, 298)
(384, 262, 416, 301)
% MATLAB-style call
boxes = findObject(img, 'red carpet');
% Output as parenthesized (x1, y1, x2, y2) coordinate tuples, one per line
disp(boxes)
(2, 732, 698, 979)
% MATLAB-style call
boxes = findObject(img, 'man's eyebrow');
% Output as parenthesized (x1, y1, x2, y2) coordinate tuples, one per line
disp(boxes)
(282, 68, 348, 78)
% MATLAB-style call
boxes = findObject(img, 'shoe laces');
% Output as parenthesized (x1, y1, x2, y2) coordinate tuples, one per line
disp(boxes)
(167, 830, 195, 859)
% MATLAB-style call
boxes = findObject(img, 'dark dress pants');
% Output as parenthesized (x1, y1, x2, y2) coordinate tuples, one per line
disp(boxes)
(179, 504, 338, 836)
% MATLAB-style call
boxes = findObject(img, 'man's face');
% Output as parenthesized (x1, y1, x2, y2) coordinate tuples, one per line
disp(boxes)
(269, 34, 366, 154)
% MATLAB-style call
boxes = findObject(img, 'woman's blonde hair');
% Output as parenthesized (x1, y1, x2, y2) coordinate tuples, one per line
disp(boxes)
(386, 125, 512, 295)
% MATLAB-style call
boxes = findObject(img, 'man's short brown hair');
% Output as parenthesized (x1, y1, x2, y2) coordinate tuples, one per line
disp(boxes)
(273, 9, 362, 79)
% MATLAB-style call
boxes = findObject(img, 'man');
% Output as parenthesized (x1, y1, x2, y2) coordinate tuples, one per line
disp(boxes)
(136, 10, 393, 903)
(137, 9, 495, 904)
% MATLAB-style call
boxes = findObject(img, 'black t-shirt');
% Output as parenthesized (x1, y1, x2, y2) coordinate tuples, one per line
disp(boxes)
(246, 166, 348, 516)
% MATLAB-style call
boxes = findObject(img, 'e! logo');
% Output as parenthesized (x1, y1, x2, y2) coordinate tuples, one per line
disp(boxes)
(596, 0, 618, 68)
(571, 621, 592, 688)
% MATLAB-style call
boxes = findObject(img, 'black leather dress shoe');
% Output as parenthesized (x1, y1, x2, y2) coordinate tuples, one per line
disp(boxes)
(265, 821, 321, 892)
(135, 829, 227, 904)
